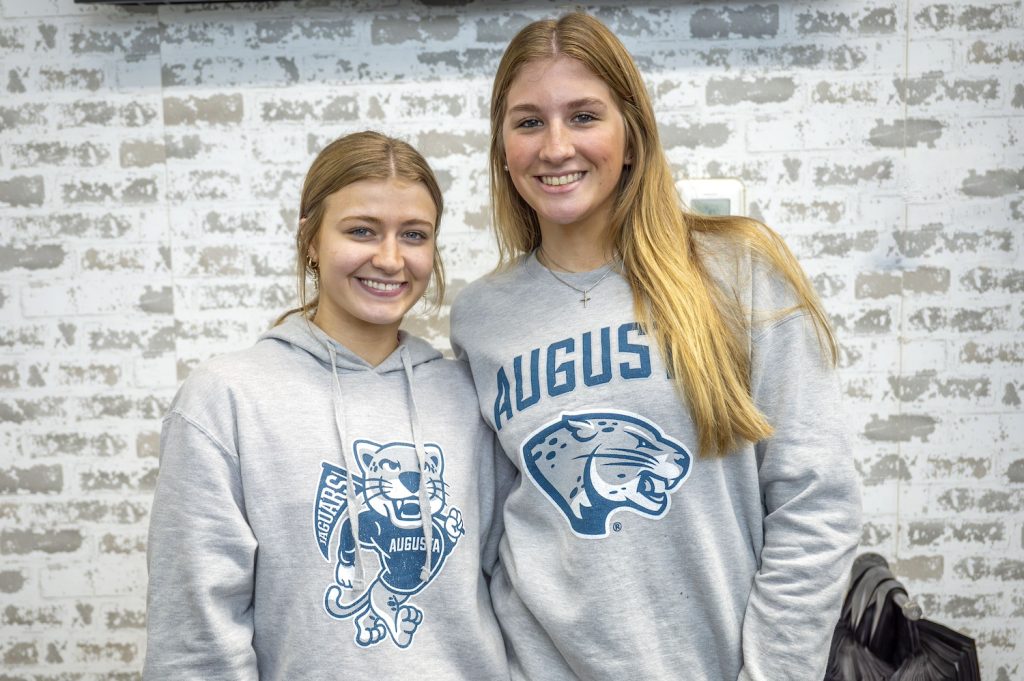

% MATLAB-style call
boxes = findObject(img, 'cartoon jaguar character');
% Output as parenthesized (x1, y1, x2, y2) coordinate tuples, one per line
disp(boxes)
(521, 410, 692, 538)
(314, 439, 463, 649)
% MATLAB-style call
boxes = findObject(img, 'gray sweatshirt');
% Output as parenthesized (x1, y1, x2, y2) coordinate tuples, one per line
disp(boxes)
(450, 246, 862, 681)
(145, 314, 512, 680)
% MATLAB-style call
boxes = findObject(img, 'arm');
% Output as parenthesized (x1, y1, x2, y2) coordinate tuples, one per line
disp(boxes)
(738, 313, 862, 681)
(481, 432, 517, 578)
(144, 411, 259, 681)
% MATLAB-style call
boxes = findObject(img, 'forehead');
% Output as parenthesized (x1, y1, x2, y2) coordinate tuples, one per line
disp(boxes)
(505, 56, 618, 109)
(322, 177, 436, 224)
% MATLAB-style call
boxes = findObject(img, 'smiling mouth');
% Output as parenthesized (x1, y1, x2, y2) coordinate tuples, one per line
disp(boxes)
(539, 171, 584, 186)
(358, 278, 406, 294)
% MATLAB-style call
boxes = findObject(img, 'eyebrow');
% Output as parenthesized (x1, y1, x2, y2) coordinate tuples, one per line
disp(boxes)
(337, 214, 435, 229)
(506, 97, 608, 117)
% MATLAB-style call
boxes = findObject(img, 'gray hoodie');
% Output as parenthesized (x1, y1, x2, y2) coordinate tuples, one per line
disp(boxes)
(145, 314, 512, 680)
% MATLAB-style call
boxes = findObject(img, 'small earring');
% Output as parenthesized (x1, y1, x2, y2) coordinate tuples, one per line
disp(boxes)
(503, 163, 509, 172)
(306, 256, 319, 291)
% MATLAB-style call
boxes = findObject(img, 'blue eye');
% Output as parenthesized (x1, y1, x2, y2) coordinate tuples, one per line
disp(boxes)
(517, 118, 542, 129)
(573, 112, 596, 124)
(347, 226, 373, 237)
(403, 230, 430, 241)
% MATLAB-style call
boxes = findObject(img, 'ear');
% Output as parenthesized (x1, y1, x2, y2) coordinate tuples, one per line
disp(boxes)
(353, 440, 379, 471)
(302, 219, 319, 261)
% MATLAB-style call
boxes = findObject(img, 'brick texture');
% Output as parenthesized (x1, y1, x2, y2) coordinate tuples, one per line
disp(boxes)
(0, 0, 1022, 678)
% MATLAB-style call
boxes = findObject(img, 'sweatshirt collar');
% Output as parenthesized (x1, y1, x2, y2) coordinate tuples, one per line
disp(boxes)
(260, 313, 442, 373)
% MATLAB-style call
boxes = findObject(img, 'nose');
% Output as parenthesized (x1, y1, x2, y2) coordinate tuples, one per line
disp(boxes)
(371, 236, 403, 273)
(399, 471, 421, 493)
(539, 122, 574, 164)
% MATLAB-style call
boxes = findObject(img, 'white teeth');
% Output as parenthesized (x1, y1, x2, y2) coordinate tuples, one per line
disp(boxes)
(540, 172, 583, 186)
(361, 279, 402, 291)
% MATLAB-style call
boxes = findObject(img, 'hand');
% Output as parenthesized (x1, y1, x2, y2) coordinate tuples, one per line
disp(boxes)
(335, 562, 356, 588)
(444, 508, 464, 539)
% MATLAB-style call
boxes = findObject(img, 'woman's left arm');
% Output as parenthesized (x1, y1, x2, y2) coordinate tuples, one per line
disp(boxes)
(738, 312, 862, 681)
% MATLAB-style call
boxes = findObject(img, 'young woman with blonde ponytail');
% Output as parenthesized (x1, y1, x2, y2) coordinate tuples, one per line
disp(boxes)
(146, 132, 512, 680)
(450, 13, 861, 681)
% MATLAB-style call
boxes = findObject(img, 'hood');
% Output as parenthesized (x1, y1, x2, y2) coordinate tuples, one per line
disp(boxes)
(260, 312, 443, 590)
(260, 312, 442, 374)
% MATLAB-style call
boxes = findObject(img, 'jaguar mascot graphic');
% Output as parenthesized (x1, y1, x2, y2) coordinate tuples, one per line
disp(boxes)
(520, 410, 692, 538)
(314, 439, 463, 649)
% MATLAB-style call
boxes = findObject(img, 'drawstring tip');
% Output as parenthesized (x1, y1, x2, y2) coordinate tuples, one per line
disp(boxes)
(419, 566, 430, 581)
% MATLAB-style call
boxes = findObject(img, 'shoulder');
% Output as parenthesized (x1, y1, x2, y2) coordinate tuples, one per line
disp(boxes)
(410, 357, 491, 435)
(693, 220, 804, 327)
(450, 260, 533, 352)
(693, 228, 750, 290)
(169, 341, 283, 418)
(415, 356, 475, 393)
(451, 259, 530, 319)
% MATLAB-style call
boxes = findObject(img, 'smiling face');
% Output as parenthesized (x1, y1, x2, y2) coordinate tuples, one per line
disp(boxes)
(309, 177, 437, 357)
(502, 56, 630, 242)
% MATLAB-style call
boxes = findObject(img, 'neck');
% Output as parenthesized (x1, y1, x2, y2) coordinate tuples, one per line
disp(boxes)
(311, 312, 399, 367)
(537, 230, 615, 272)
(536, 203, 617, 270)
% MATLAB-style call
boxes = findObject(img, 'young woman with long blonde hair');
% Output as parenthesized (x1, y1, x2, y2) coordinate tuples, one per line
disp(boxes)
(451, 13, 861, 681)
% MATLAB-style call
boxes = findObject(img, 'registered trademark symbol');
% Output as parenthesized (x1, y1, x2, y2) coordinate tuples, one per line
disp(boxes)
(612, 522, 622, 532)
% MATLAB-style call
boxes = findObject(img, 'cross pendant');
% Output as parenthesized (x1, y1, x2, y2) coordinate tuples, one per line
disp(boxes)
(580, 290, 590, 307)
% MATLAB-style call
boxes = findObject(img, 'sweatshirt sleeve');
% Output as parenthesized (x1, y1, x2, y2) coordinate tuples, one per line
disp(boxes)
(481, 432, 517, 577)
(144, 411, 259, 681)
(738, 312, 862, 681)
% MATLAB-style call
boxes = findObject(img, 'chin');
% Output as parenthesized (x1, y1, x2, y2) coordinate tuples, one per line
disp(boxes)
(538, 211, 587, 228)
(359, 312, 407, 328)
(537, 202, 597, 227)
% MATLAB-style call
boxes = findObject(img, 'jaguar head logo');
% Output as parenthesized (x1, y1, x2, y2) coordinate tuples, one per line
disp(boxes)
(521, 410, 692, 538)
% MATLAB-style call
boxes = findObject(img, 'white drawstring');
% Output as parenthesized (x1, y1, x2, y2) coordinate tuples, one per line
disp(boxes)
(325, 341, 365, 590)
(401, 345, 435, 582)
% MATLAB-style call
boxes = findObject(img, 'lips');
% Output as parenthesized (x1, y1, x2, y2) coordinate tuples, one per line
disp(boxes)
(539, 171, 585, 186)
(357, 278, 407, 297)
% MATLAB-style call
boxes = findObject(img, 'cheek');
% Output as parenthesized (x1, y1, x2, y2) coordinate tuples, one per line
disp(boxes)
(592, 137, 625, 168)
(409, 248, 436, 280)
(320, 242, 362, 273)
(503, 135, 533, 170)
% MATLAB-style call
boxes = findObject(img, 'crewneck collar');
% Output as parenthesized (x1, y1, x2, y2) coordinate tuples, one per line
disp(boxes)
(525, 249, 622, 288)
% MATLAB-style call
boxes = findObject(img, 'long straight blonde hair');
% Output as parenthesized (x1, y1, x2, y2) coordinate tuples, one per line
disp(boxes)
(489, 13, 837, 458)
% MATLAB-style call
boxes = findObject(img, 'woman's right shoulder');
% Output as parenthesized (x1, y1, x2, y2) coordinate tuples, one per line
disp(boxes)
(168, 343, 273, 419)
(451, 259, 529, 320)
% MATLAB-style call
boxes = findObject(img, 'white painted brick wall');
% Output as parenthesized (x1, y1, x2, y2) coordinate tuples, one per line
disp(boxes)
(1, 0, 1021, 678)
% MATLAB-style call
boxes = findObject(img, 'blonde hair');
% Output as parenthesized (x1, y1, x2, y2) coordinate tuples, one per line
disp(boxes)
(490, 13, 837, 458)
(277, 131, 446, 325)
